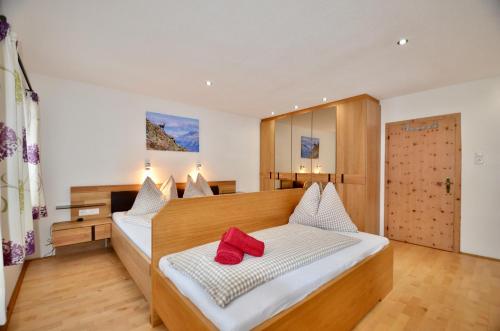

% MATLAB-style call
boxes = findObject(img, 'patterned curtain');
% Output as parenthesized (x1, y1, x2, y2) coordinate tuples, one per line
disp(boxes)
(0, 20, 46, 268)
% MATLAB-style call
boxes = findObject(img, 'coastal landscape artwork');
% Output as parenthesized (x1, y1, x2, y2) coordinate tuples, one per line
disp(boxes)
(301, 136, 319, 159)
(146, 111, 199, 152)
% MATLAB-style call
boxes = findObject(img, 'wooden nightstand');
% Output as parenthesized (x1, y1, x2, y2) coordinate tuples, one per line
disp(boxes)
(51, 218, 112, 248)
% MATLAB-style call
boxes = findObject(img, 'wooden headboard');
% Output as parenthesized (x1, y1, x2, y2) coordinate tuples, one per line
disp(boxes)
(70, 180, 236, 221)
(151, 188, 304, 267)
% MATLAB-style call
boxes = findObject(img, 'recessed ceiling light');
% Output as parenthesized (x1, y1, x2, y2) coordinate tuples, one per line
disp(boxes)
(294, 105, 299, 110)
(397, 38, 408, 46)
(271, 112, 275, 115)
(205, 80, 212, 86)
(322, 97, 327, 102)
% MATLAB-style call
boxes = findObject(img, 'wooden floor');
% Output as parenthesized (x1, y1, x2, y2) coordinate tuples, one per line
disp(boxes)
(9, 241, 500, 331)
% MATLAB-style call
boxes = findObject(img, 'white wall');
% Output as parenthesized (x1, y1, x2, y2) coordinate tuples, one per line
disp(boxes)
(31, 73, 260, 258)
(3, 266, 21, 306)
(380, 76, 500, 259)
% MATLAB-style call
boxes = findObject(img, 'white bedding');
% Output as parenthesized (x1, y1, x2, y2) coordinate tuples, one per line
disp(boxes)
(159, 231, 389, 331)
(112, 212, 153, 258)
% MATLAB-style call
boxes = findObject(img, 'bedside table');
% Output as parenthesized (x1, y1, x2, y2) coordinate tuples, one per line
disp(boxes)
(51, 218, 112, 248)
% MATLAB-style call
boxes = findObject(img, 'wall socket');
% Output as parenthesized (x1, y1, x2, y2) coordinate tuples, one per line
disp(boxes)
(474, 152, 485, 165)
(79, 208, 100, 217)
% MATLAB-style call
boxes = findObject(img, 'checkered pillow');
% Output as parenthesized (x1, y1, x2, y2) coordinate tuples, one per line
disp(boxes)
(128, 177, 166, 216)
(289, 182, 357, 232)
(288, 182, 321, 224)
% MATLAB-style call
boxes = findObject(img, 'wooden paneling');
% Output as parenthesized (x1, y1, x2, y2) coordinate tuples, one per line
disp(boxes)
(335, 97, 380, 234)
(70, 180, 236, 221)
(52, 218, 112, 247)
(310, 173, 331, 183)
(365, 99, 381, 234)
(95, 224, 111, 240)
(152, 272, 216, 330)
(276, 172, 294, 180)
(52, 227, 91, 247)
(261, 94, 379, 122)
(111, 222, 151, 302)
(260, 120, 275, 191)
(336, 98, 369, 232)
(385, 113, 461, 251)
(295, 172, 313, 184)
(52, 218, 112, 231)
(336, 99, 367, 178)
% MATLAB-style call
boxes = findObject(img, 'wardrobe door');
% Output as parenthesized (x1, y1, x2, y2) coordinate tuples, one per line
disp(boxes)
(311, 106, 336, 185)
(260, 120, 275, 191)
(274, 116, 292, 189)
(336, 100, 367, 231)
(292, 112, 313, 185)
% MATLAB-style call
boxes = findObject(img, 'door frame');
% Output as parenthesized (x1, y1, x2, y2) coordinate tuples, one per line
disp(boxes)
(384, 113, 462, 252)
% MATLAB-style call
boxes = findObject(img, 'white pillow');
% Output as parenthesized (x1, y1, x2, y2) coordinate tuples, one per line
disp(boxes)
(289, 182, 358, 232)
(183, 175, 206, 198)
(160, 175, 178, 201)
(196, 173, 214, 196)
(128, 177, 167, 216)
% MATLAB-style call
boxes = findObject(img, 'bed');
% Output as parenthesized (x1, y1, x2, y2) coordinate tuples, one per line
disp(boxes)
(69, 180, 237, 304)
(150, 188, 393, 330)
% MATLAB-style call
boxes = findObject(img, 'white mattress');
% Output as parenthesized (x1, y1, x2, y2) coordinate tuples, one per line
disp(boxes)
(159, 230, 389, 331)
(112, 212, 153, 258)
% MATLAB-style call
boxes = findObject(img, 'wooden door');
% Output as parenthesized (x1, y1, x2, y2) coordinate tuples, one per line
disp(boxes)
(385, 114, 461, 252)
(336, 100, 367, 231)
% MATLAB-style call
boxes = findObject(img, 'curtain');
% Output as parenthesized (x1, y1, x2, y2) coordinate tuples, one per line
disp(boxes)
(0, 19, 48, 324)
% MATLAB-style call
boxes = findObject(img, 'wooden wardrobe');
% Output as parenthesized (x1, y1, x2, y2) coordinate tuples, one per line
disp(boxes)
(260, 94, 381, 234)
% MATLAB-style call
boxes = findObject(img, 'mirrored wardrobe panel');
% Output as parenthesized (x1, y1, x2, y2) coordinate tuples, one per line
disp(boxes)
(274, 116, 292, 189)
(292, 111, 312, 185)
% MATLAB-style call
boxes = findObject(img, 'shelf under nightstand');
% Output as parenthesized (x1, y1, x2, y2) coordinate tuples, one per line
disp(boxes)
(51, 218, 112, 248)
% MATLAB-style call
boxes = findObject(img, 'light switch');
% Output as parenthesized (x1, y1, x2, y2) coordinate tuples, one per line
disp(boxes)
(474, 152, 485, 165)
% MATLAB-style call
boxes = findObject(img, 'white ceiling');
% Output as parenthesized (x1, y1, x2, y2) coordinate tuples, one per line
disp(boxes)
(3, 0, 500, 118)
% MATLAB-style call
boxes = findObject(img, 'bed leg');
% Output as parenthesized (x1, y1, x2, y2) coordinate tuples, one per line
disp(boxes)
(150, 306, 162, 327)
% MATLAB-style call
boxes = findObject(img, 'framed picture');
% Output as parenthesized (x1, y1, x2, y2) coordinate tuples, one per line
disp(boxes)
(146, 111, 199, 152)
(301, 136, 319, 159)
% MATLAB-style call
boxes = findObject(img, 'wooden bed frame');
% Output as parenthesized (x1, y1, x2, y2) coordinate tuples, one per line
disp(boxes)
(151, 189, 393, 330)
(70, 180, 236, 303)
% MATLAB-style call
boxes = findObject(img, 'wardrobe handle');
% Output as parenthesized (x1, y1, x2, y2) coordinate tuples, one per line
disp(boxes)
(341, 174, 344, 184)
(269, 172, 272, 179)
(445, 177, 451, 193)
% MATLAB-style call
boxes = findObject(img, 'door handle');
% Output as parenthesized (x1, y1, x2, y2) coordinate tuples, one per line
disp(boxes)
(445, 177, 451, 194)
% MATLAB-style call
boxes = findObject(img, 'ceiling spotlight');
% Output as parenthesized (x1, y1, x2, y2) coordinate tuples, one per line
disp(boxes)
(322, 97, 327, 102)
(294, 105, 299, 110)
(271, 112, 275, 115)
(397, 38, 408, 46)
(205, 80, 212, 86)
